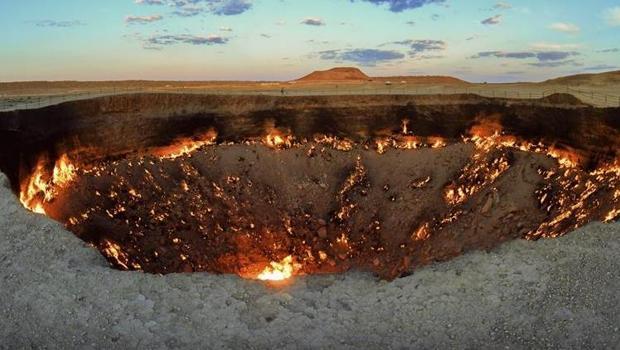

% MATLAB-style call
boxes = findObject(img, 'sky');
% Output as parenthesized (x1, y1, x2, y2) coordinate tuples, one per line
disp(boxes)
(0, 0, 619, 82)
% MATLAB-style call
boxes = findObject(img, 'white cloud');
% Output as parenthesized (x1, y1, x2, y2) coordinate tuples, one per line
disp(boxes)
(301, 17, 325, 26)
(604, 6, 620, 26)
(549, 22, 580, 33)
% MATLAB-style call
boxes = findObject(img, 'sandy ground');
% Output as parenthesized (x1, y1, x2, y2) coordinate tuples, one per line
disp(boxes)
(1, 168, 619, 349)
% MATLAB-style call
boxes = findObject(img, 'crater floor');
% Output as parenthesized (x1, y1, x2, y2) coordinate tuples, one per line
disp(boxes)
(23, 136, 620, 280)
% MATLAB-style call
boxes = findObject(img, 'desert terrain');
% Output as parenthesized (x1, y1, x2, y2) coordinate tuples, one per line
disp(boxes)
(1, 67, 619, 111)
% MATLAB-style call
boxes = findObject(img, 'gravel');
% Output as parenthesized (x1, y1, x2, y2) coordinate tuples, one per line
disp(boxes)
(1, 171, 618, 349)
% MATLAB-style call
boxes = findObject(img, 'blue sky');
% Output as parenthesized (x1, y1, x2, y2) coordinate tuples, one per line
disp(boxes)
(0, 0, 619, 82)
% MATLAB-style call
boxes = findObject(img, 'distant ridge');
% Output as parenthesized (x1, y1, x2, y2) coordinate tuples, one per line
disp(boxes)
(543, 70, 620, 85)
(378, 75, 469, 85)
(296, 67, 370, 82)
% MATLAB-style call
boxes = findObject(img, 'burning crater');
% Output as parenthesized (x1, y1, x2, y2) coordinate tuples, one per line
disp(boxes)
(1, 94, 618, 281)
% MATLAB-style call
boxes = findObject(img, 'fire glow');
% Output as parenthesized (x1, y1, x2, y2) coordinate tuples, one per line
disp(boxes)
(19, 154, 78, 215)
(256, 255, 300, 281)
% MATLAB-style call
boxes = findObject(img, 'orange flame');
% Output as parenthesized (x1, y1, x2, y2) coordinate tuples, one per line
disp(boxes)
(19, 160, 49, 214)
(256, 255, 300, 281)
(402, 119, 409, 134)
(428, 136, 447, 148)
(264, 130, 294, 149)
(313, 135, 354, 151)
(102, 239, 130, 270)
(19, 154, 78, 214)
(52, 154, 76, 187)
(153, 129, 218, 159)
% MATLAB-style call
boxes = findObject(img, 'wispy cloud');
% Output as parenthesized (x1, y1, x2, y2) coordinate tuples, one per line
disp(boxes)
(581, 64, 618, 71)
(318, 50, 339, 60)
(135, 0, 164, 4)
(604, 6, 620, 26)
(154, 0, 253, 17)
(531, 42, 581, 51)
(389, 39, 446, 57)
(471, 50, 580, 62)
(493, 2, 512, 10)
(125, 15, 163, 24)
(145, 34, 228, 47)
(356, 0, 445, 13)
(536, 51, 579, 61)
(173, 6, 203, 17)
(306, 39, 330, 45)
(481, 14, 502, 25)
(301, 17, 325, 26)
(528, 60, 581, 68)
(317, 48, 404, 66)
(472, 51, 535, 59)
(549, 22, 580, 33)
(596, 48, 619, 53)
(29, 20, 85, 27)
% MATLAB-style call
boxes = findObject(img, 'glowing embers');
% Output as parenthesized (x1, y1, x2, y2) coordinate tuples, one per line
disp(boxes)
(336, 156, 368, 222)
(374, 136, 448, 154)
(443, 148, 512, 206)
(529, 161, 620, 239)
(102, 239, 131, 270)
(313, 135, 354, 152)
(151, 129, 218, 159)
(264, 131, 294, 149)
(464, 119, 581, 169)
(19, 154, 78, 214)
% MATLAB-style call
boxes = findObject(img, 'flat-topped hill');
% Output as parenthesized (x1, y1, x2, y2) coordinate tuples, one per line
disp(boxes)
(296, 67, 370, 81)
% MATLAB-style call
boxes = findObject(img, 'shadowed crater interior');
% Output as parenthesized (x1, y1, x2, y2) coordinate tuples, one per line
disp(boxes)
(0, 93, 618, 280)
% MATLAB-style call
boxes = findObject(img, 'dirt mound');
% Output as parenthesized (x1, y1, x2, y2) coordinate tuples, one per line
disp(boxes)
(539, 93, 586, 106)
(297, 67, 370, 82)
